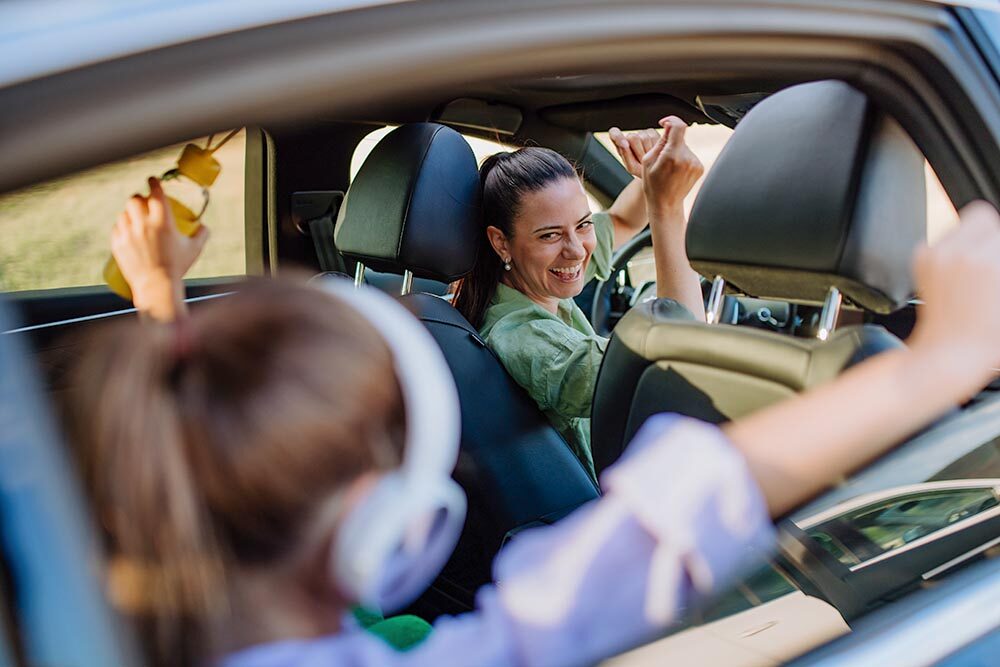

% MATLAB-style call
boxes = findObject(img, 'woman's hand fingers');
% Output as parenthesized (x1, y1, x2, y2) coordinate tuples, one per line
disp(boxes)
(609, 126, 644, 177)
(641, 116, 704, 212)
(663, 116, 688, 150)
(641, 120, 671, 168)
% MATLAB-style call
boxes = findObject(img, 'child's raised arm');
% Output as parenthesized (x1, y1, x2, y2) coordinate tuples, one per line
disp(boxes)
(725, 201, 1000, 516)
(111, 177, 210, 322)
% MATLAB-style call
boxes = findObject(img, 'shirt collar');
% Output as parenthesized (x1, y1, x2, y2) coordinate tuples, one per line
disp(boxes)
(492, 283, 574, 326)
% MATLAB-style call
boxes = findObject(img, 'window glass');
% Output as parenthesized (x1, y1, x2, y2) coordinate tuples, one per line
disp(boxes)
(973, 8, 1000, 67)
(806, 486, 1000, 567)
(926, 162, 958, 245)
(0, 130, 246, 292)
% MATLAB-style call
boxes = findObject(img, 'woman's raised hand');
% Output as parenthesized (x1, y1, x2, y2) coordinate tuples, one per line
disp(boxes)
(640, 116, 704, 215)
(111, 177, 210, 322)
(608, 126, 660, 179)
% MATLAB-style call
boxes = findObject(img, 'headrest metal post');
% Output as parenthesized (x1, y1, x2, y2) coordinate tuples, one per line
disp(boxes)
(354, 262, 365, 288)
(817, 286, 842, 341)
(706, 275, 726, 324)
(401, 270, 414, 296)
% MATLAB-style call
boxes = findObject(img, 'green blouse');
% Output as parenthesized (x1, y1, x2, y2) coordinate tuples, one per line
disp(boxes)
(479, 212, 615, 482)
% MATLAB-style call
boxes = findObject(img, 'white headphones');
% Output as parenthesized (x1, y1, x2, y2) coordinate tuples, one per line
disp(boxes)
(319, 278, 466, 613)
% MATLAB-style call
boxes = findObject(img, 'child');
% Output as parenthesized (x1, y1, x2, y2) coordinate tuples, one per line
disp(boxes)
(71, 179, 1000, 666)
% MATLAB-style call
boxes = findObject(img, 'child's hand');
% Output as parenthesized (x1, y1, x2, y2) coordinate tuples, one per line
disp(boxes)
(111, 177, 209, 322)
(909, 201, 1000, 390)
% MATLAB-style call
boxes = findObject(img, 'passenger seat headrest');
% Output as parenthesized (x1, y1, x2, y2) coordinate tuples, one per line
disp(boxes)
(335, 123, 481, 283)
(686, 80, 926, 313)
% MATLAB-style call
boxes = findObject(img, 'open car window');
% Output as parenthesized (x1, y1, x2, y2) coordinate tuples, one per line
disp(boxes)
(0, 130, 247, 293)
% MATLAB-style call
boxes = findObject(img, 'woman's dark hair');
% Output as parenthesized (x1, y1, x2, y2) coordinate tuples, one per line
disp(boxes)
(453, 147, 578, 328)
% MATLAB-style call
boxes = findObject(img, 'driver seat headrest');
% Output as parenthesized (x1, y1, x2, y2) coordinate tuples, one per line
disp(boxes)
(335, 123, 482, 283)
(686, 80, 926, 314)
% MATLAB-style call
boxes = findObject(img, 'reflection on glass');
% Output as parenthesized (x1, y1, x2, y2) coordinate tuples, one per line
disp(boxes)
(806, 487, 1000, 567)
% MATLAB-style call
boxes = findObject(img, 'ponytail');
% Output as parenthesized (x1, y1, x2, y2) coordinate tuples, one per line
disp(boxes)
(75, 319, 226, 666)
(453, 147, 578, 328)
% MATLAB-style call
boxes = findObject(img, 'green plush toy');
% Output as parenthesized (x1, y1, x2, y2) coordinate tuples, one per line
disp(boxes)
(352, 607, 433, 651)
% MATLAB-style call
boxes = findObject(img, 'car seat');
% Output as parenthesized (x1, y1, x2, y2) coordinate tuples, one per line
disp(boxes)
(591, 80, 925, 477)
(334, 123, 600, 616)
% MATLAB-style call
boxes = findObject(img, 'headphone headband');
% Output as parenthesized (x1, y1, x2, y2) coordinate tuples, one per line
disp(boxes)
(319, 279, 466, 611)
(321, 281, 461, 476)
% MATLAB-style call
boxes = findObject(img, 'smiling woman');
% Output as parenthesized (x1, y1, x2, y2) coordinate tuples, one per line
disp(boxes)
(453, 122, 706, 479)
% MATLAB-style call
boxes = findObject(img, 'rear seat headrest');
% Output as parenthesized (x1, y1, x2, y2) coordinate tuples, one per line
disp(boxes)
(335, 123, 481, 283)
(686, 80, 926, 313)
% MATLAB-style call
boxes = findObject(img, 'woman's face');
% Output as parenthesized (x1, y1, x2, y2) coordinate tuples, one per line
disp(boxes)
(488, 176, 596, 310)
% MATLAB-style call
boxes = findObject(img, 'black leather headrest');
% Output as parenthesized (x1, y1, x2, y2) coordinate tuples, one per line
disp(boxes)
(335, 123, 481, 283)
(687, 80, 926, 313)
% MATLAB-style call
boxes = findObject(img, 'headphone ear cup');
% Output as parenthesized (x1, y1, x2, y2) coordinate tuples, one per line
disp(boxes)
(331, 474, 466, 613)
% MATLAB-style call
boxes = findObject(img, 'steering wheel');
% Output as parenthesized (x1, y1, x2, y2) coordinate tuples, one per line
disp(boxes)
(590, 229, 653, 337)
(590, 229, 794, 337)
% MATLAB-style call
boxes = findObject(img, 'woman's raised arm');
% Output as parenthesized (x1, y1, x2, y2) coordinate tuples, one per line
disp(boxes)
(639, 117, 706, 320)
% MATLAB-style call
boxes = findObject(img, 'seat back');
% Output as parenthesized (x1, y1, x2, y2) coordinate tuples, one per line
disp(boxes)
(592, 80, 924, 477)
(592, 300, 904, 473)
(337, 123, 598, 614)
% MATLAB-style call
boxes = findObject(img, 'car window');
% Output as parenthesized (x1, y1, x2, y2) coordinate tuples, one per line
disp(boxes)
(972, 7, 1000, 76)
(805, 486, 1000, 568)
(0, 130, 247, 293)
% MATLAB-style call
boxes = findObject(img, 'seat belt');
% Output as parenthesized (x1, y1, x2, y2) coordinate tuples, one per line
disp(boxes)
(292, 191, 346, 274)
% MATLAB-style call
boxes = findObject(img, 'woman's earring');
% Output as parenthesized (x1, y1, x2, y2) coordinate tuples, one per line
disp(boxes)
(504, 258, 512, 271)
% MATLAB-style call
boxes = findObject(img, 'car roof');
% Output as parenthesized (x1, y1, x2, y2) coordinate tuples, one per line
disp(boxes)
(1, 0, 994, 196)
(0, 0, 408, 89)
(2, 0, 995, 93)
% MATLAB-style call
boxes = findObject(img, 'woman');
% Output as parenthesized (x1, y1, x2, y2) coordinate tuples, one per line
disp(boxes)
(454, 118, 705, 479)
(77, 179, 1000, 667)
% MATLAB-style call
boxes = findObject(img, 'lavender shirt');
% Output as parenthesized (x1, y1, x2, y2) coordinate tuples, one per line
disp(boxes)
(222, 415, 774, 667)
